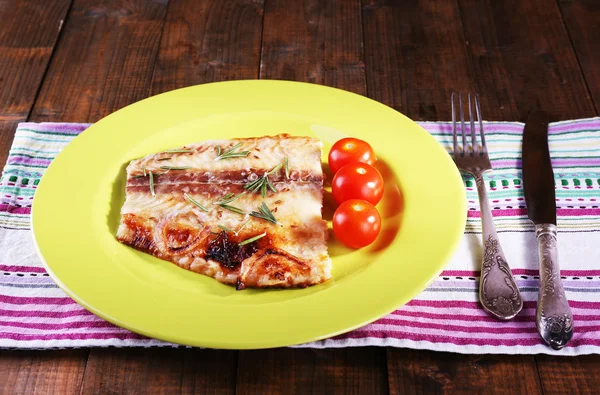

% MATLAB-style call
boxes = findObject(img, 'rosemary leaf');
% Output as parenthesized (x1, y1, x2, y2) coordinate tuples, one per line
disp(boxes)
(149, 172, 155, 197)
(220, 204, 245, 215)
(184, 193, 209, 212)
(142, 165, 146, 177)
(131, 174, 145, 179)
(164, 149, 193, 153)
(218, 224, 235, 233)
(238, 232, 267, 246)
(159, 166, 192, 170)
(236, 219, 251, 234)
(249, 202, 279, 225)
(216, 193, 240, 205)
(284, 157, 289, 178)
(157, 157, 172, 161)
(214, 142, 250, 161)
(268, 162, 283, 175)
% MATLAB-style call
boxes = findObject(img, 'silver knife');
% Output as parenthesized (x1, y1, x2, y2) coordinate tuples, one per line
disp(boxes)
(522, 110, 573, 350)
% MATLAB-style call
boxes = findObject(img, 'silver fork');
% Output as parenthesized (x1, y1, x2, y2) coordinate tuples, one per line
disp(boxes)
(451, 92, 523, 320)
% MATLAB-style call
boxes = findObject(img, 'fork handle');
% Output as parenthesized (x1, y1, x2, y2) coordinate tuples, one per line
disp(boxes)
(474, 172, 523, 320)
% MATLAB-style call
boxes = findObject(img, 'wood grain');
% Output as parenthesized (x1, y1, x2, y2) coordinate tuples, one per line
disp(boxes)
(362, 0, 473, 120)
(536, 354, 600, 395)
(456, 0, 595, 121)
(151, 0, 264, 95)
(558, 0, 600, 114)
(387, 349, 542, 395)
(237, 348, 388, 395)
(0, 0, 71, 120)
(79, 348, 237, 395)
(260, 0, 366, 95)
(29, 0, 168, 123)
(0, 350, 88, 395)
(0, 0, 71, 166)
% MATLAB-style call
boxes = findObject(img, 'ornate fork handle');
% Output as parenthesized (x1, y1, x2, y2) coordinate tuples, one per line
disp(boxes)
(474, 172, 523, 320)
(535, 224, 573, 349)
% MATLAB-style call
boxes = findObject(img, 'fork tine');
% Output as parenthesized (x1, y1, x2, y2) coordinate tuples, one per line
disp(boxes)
(475, 93, 486, 153)
(451, 92, 458, 155)
(459, 92, 467, 153)
(468, 93, 478, 154)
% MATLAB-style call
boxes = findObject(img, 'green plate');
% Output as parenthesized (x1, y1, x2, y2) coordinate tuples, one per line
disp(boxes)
(32, 80, 466, 349)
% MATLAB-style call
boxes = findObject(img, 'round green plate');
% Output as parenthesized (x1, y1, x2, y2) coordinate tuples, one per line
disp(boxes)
(32, 80, 466, 349)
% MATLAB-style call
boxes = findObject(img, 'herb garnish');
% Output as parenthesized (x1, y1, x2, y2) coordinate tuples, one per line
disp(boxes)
(214, 142, 250, 161)
(244, 163, 283, 197)
(284, 156, 290, 179)
(216, 193, 245, 215)
(157, 157, 172, 161)
(218, 219, 250, 236)
(164, 149, 193, 154)
(149, 171, 155, 197)
(238, 232, 267, 246)
(249, 202, 280, 225)
(159, 166, 192, 170)
(184, 193, 209, 212)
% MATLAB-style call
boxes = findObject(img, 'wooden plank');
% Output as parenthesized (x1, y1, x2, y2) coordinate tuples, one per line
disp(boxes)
(29, 0, 168, 122)
(0, 350, 88, 395)
(387, 349, 542, 394)
(151, 0, 264, 95)
(260, 0, 366, 95)
(80, 348, 237, 395)
(0, 0, 71, 121)
(237, 348, 388, 395)
(536, 355, 600, 395)
(362, 0, 474, 120)
(237, 1, 385, 393)
(558, 0, 600, 114)
(456, 0, 596, 121)
(0, 0, 71, 166)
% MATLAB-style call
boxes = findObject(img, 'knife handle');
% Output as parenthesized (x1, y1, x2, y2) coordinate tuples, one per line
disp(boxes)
(475, 173, 523, 320)
(535, 223, 574, 350)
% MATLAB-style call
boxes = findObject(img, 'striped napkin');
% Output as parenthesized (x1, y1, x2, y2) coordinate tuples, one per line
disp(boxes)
(1, 120, 599, 355)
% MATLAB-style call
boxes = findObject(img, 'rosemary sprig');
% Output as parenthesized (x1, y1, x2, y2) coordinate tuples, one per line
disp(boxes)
(214, 142, 250, 161)
(149, 171, 155, 197)
(238, 232, 267, 246)
(284, 156, 290, 179)
(159, 165, 192, 170)
(184, 193, 209, 212)
(164, 149, 193, 154)
(244, 162, 284, 197)
(249, 202, 280, 225)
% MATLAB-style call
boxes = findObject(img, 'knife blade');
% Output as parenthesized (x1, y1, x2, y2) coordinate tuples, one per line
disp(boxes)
(522, 110, 573, 350)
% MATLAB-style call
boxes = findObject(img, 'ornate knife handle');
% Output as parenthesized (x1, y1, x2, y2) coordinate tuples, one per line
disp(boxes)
(475, 173, 523, 320)
(535, 223, 573, 350)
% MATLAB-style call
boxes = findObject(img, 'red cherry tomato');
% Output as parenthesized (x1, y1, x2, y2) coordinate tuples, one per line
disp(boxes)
(328, 137, 376, 174)
(332, 162, 384, 205)
(332, 199, 381, 249)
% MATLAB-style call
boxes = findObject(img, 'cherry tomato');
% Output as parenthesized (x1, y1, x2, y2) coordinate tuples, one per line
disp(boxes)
(328, 137, 376, 174)
(332, 162, 384, 205)
(333, 199, 381, 249)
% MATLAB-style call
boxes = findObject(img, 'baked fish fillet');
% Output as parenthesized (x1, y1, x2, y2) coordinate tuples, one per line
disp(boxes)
(116, 135, 331, 289)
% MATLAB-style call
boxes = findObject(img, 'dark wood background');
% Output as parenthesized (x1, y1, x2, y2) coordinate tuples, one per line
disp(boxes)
(1, 0, 599, 393)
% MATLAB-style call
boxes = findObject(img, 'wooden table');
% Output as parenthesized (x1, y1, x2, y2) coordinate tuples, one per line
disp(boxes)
(1, 0, 599, 393)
